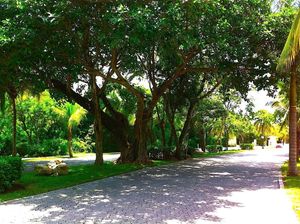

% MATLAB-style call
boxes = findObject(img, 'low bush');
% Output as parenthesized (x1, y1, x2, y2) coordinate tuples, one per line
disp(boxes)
(18, 139, 68, 157)
(187, 147, 197, 156)
(73, 139, 92, 153)
(0, 156, 23, 193)
(206, 145, 223, 153)
(240, 143, 254, 150)
(148, 147, 175, 160)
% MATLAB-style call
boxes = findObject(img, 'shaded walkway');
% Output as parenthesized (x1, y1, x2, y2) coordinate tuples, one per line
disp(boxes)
(1, 149, 297, 223)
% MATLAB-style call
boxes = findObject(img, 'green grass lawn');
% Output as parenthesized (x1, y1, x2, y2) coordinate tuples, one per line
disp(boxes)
(22, 152, 100, 162)
(0, 160, 171, 203)
(192, 149, 243, 158)
(282, 162, 300, 222)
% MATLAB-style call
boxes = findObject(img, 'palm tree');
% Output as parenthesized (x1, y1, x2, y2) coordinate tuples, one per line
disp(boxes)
(54, 103, 87, 158)
(277, 8, 300, 176)
(254, 110, 274, 149)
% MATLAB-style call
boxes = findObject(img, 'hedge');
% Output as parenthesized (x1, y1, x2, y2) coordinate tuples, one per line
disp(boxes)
(240, 143, 254, 150)
(0, 156, 23, 193)
(206, 145, 223, 153)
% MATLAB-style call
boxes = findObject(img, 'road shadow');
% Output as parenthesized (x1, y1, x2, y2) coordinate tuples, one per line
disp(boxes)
(2, 152, 284, 224)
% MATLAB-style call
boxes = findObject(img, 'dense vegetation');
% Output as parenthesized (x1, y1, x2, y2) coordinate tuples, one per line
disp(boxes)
(0, 156, 22, 193)
(0, 1, 297, 165)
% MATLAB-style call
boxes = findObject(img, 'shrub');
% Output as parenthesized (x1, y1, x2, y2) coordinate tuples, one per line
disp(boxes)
(240, 143, 254, 150)
(148, 147, 163, 160)
(162, 147, 176, 159)
(0, 140, 12, 156)
(73, 139, 92, 153)
(206, 145, 223, 153)
(187, 147, 196, 156)
(22, 139, 68, 157)
(0, 156, 23, 193)
(148, 147, 175, 160)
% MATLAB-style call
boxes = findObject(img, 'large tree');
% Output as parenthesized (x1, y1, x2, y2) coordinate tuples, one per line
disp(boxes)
(2, 0, 296, 163)
(277, 8, 300, 176)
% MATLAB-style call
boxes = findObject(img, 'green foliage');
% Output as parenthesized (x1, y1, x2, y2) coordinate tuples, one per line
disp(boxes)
(0, 156, 22, 193)
(17, 139, 68, 157)
(240, 143, 254, 150)
(0, 0, 297, 162)
(254, 110, 274, 138)
(206, 145, 223, 153)
(54, 102, 87, 130)
(148, 147, 175, 160)
(277, 8, 300, 72)
(17, 91, 61, 146)
(72, 139, 92, 153)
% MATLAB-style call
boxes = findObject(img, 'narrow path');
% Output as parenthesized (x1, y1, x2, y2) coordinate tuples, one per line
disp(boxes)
(1, 149, 297, 224)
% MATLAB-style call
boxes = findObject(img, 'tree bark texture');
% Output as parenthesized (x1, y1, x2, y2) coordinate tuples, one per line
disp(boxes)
(91, 74, 104, 165)
(11, 95, 17, 156)
(199, 126, 206, 152)
(132, 100, 150, 163)
(67, 126, 74, 158)
(297, 123, 300, 160)
(175, 101, 196, 160)
(288, 70, 298, 176)
(51, 79, 132, 162)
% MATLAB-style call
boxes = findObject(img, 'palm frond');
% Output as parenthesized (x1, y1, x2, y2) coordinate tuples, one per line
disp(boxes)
(277, 9, 300, 72)
(68, 107, 87, 128)
(53, 106, 67, 118)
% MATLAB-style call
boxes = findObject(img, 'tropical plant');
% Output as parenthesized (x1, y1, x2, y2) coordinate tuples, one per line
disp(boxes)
(54, 102, 87, 158)
(277, 8, 300, 176)
(254, 110, 274, 149)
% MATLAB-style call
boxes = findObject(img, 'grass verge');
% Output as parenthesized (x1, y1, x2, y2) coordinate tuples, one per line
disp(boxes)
(281, 162, 300, 222)
(22, 152, 119, 162)
(192, 149, 243, 158)
(0, 160, 172, 203)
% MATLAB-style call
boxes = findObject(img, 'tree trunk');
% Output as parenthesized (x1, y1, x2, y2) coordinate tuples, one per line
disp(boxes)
(67, 126, 74, 158)
(262, 126, 265, 149)
(164, 97, 178, 147)
(288, 69, 298, 176)
(91, 74, 103, 165)
(160, 120, 166, 147)
(51, 79, 130, 160)
(297, 123, 300, 160)
(11, 95, 17, 156)
(94, 117, 103, 165)
(156, 106, 166, 147)
(132, 101, 150, 163)
(175, 101, 196, 160)
(199, 126, 206, 152)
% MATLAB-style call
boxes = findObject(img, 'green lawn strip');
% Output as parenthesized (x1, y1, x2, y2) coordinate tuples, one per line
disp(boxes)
(0, 160, 173, 203)
(281, 162, 300, 222)
(192, 149, 244, 158)
(22, 152, 119, 163)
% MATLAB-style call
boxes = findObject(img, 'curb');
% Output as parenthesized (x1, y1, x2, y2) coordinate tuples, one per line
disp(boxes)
(278, 173, 285, 189)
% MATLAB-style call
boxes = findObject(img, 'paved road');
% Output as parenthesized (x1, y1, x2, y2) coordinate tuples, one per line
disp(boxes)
(23, 153, 120, 172)
(1, 149, 298, 224)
